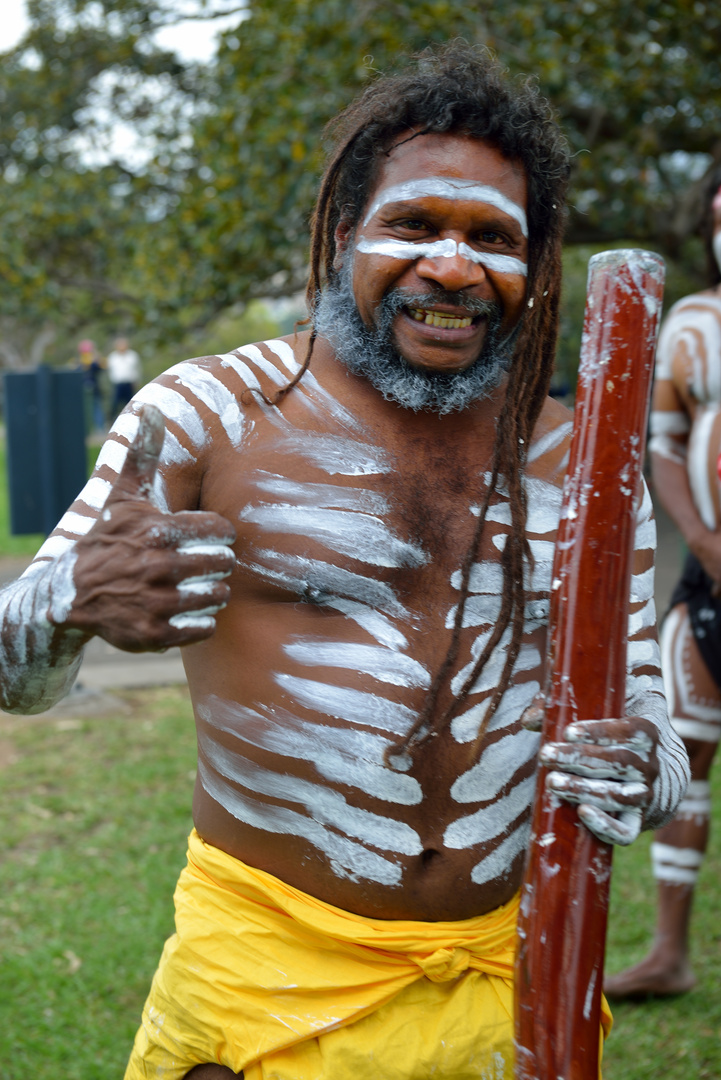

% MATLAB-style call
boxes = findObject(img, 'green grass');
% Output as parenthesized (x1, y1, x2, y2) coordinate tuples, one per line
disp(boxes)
(602, 764, 721, 1080)
(1, 683, 720, 1077)
(0, 687, 197, 1078)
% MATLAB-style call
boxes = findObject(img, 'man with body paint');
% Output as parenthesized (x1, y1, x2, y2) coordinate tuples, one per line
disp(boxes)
(605, 168, 721, 1002)
(0, 44, 688, 1079)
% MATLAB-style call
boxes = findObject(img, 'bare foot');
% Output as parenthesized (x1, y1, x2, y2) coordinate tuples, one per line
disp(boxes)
(604, 952, 696, 1000)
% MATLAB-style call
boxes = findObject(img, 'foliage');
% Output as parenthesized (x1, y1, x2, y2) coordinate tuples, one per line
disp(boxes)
(1, 0, 720, 361)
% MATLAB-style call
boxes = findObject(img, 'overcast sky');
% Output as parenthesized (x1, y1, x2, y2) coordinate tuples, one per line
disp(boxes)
(0, 0, 239, 60)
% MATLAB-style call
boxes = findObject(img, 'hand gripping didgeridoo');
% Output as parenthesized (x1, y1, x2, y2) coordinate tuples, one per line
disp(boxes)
(514, 250, 665, 1080)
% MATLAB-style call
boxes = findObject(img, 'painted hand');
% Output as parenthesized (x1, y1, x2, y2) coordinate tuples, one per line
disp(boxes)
(539, 717, 660, 846)
(64, 405, 236, 651)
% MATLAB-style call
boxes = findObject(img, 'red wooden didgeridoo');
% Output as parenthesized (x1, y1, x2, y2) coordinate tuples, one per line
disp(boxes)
(514, 249, 665, 1079)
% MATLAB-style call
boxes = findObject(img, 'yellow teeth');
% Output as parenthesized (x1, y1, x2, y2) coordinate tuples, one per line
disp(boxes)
(409, 308, 473, 329)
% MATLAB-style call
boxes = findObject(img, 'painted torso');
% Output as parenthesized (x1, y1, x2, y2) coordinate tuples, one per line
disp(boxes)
(56, 330, 659, 921)
(652, 290, 721, 528)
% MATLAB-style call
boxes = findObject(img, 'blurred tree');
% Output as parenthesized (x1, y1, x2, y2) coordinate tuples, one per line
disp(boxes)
(1, 0, 720, 362)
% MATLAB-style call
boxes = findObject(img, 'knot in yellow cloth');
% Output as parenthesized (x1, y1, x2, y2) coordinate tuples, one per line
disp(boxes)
(412, 946, 473, 982)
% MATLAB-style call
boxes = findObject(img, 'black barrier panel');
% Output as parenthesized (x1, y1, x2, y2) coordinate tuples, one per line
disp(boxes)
(4, 367, 87, 536)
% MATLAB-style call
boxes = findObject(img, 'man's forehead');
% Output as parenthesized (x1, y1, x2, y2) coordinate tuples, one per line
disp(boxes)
(362, 176, 528, 237)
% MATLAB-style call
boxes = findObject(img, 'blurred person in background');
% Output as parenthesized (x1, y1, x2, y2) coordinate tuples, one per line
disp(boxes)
(107, 335, 142, 418)
(74, 337, 105, 433)
(606, 166, 721, 1000)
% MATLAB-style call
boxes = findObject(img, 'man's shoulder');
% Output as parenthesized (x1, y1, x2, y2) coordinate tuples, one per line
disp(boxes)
(149, 332, 312, 409)
(525, 396, 574, 483)
(662, 288, 721, 329)
(127, 332, 316, 451)
(161, 332, 308, 386)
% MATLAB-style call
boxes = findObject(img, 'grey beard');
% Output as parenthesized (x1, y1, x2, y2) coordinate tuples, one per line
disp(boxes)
(313, 260, 514, 415)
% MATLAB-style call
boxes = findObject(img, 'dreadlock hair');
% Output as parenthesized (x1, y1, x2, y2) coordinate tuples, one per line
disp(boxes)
(700, 162, 721, 288)
(278, 40, 570, 759)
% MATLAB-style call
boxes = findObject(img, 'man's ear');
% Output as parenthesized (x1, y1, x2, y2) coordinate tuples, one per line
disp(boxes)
(333, 218, 354, 271)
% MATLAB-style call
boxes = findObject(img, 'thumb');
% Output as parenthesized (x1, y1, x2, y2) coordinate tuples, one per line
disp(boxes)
(105, 405, 166, 505)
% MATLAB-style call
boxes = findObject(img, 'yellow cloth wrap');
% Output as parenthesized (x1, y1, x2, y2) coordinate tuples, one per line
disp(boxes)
(125, 829, 612, 1079)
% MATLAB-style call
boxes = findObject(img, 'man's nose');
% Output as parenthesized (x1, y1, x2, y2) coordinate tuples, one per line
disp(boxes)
(414, 243, 487, 292)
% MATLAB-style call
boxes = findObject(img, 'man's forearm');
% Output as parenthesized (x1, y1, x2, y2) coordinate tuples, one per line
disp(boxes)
(0, 551, 87, 714)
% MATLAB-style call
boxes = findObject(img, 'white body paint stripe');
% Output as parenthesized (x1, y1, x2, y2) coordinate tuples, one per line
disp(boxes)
(356, 237, 527, 276)
(283, 639, 430, 689)
(444, 774, 536, 849)
(649, 410, 690, 435)
(198, 725, 422, 856)
(362, 177, 529, 236)
(132, 382, 209, 449)
(687, 405, 721, 529)
(197, 759, 403, 886)
(274, 672, 418, 736)
(274, 431, 391, 477)
(198, 697, 423, 805)
(451, 681, 541, 743)
(651, 841, 703, 884)
(450, 729, 539, 803)
(166, 363, 247, 448)
(240, 503, 427, 569)
(470, 823, 529, 885)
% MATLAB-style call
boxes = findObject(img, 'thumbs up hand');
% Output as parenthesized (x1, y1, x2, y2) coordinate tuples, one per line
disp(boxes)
(64, 406, 236, 651)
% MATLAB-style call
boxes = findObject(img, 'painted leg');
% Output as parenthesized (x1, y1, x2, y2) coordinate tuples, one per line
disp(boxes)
(604, 604, 720, 998)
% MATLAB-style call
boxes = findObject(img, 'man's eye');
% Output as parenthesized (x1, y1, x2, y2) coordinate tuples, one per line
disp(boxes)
(479, 230, 504, 245)
(396, 219, 430, 232)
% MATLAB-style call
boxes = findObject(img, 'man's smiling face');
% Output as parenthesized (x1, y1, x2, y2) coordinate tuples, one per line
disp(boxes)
(344, 132, 529, 377)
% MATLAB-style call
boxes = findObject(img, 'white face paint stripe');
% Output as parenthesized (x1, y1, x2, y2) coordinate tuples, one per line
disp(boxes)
(677, 789, 711, 817)
(451, 640, 541, 697)
(362, 177, 528, 236)
(33, 534, 77, 561)
(685, 779, 711, 798)
(663, 606, 721, 733)
(95, 437, 130, 474)
(355, 237, 528, 277)
(53, 511, 95, 537)
(647, 433, 688, 464)
(627, 597, 657, 637)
